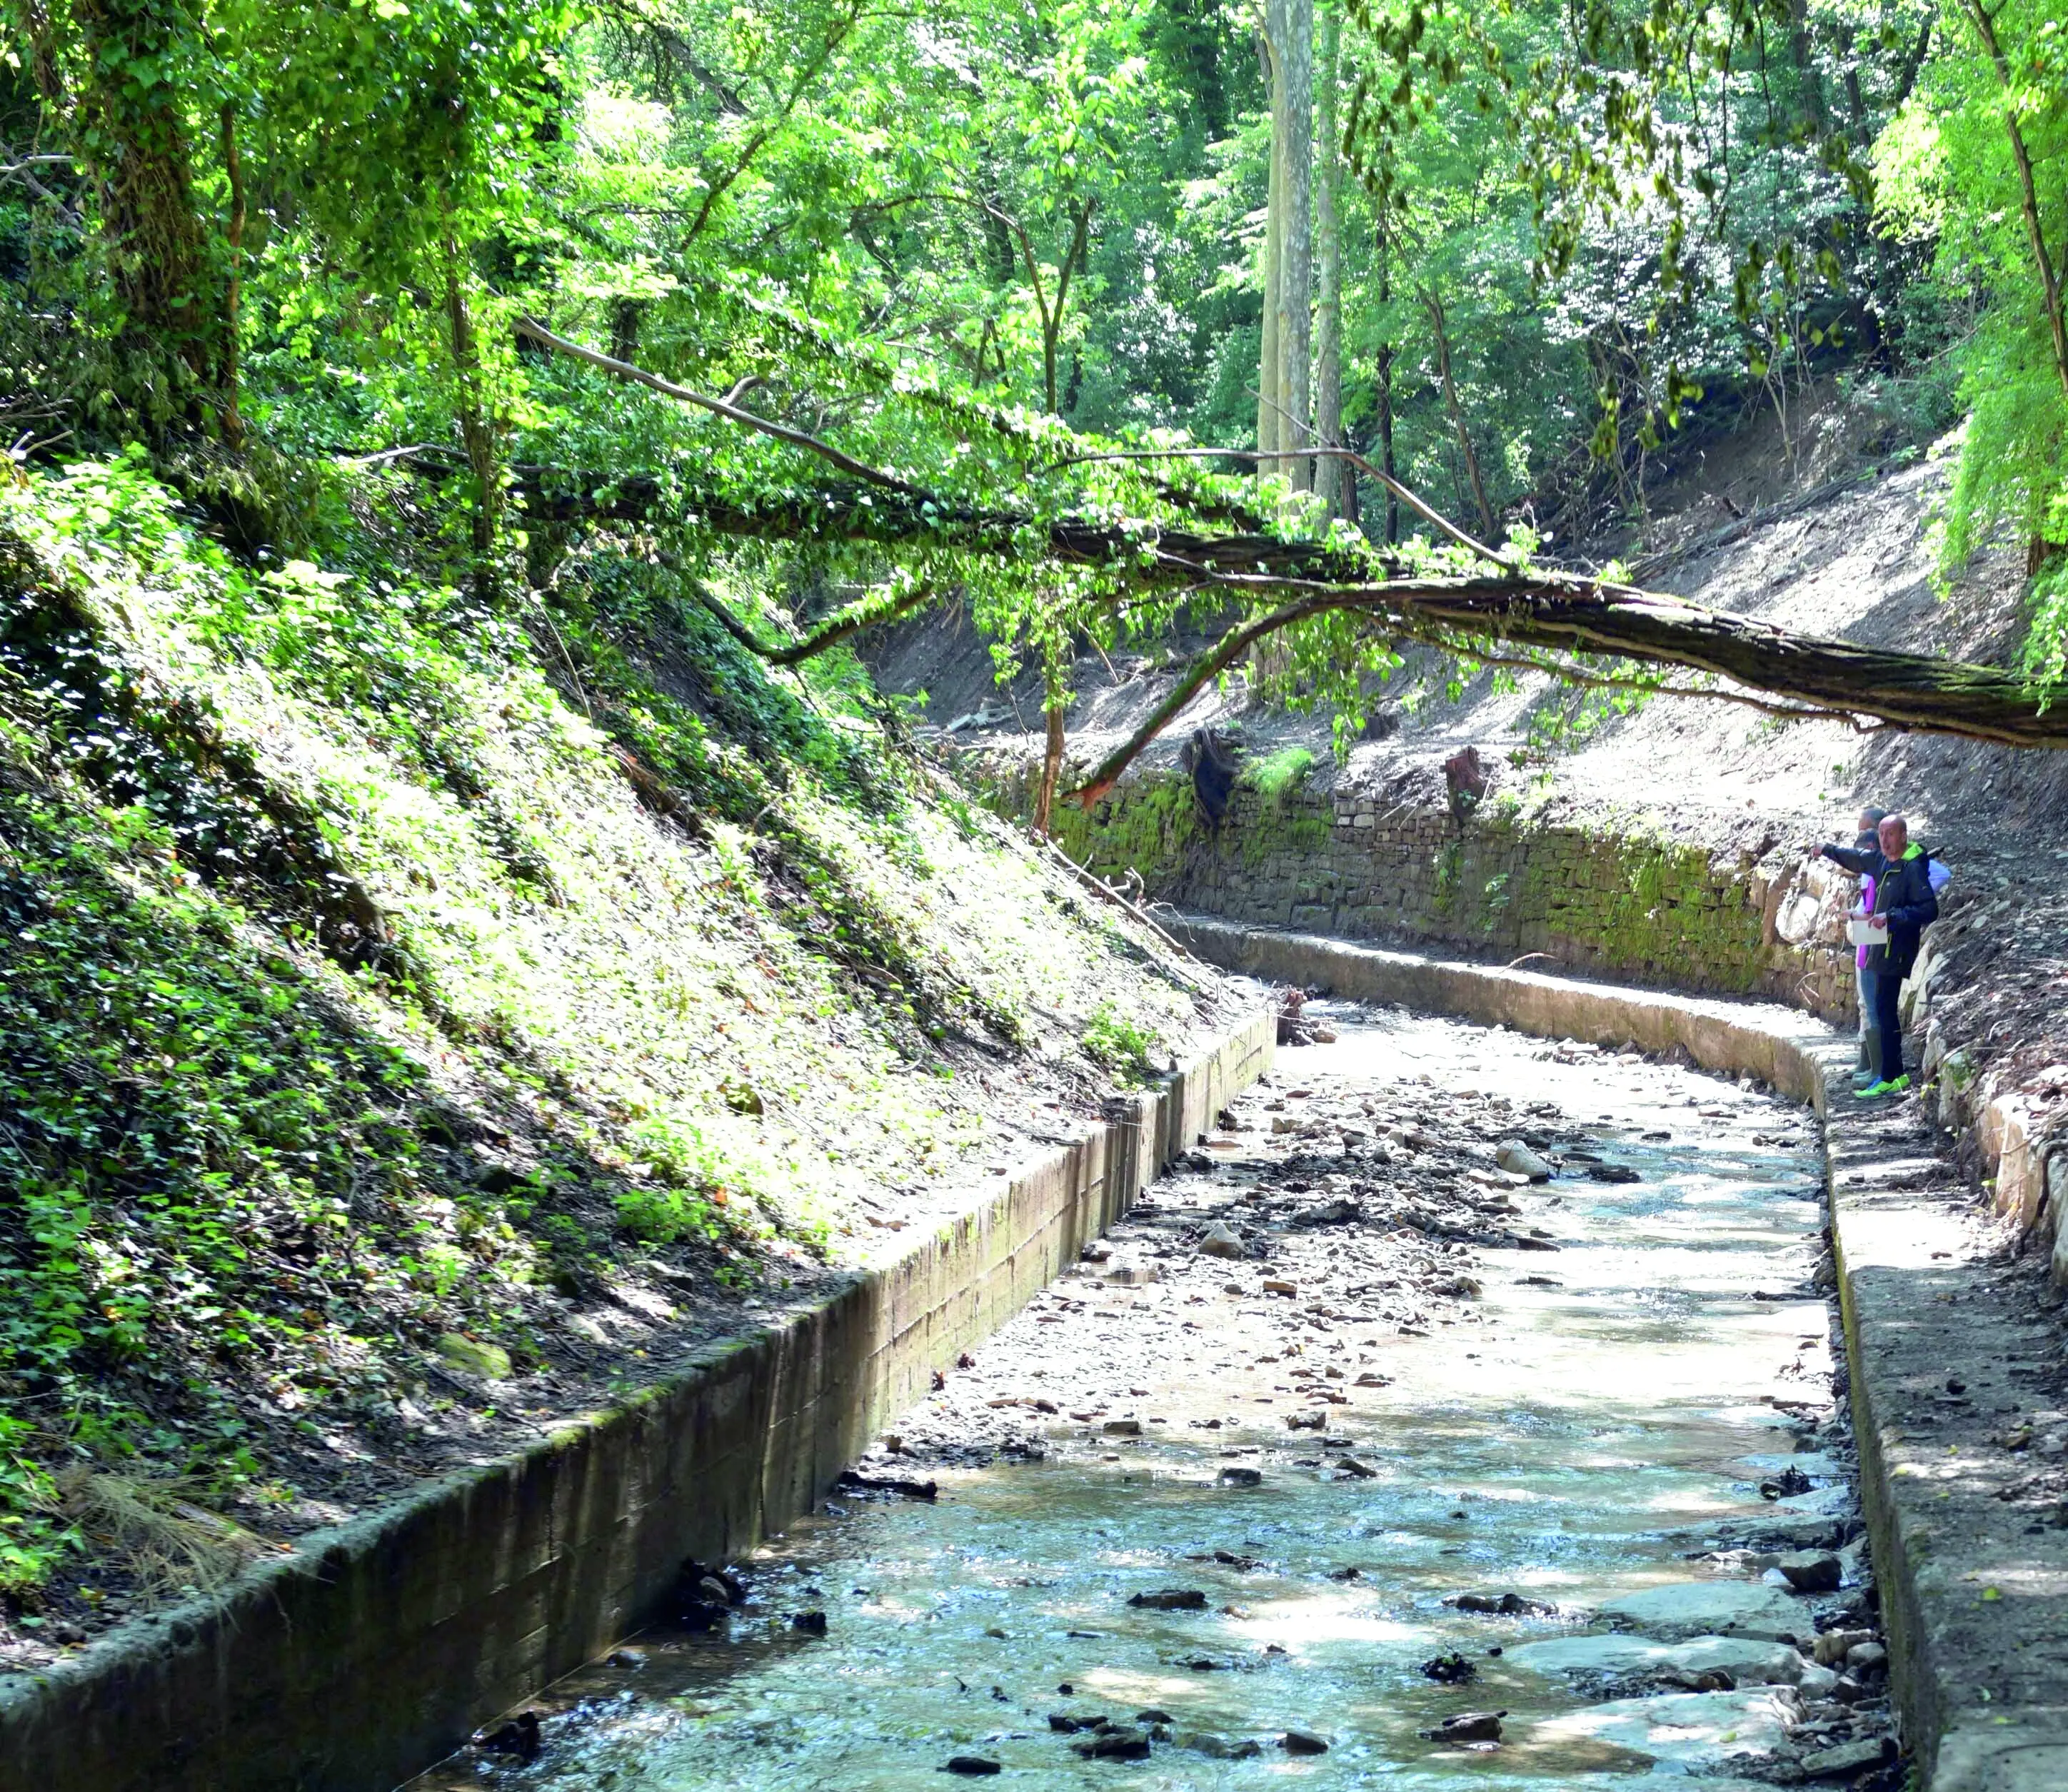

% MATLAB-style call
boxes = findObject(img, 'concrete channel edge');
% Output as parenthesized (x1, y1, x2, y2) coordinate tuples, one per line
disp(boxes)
(0, 1010, 1275, 1792)
(1173, 915, 2068, 1792)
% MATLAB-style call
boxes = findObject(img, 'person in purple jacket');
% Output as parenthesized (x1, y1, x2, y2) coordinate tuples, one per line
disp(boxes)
(1848, 807, 1885, 1087)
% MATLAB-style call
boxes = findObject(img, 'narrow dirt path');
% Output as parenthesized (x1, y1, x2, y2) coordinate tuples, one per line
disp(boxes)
(416, 1001, 1902, 1789)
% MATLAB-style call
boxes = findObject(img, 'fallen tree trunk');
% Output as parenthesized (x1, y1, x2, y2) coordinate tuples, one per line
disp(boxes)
(491, 464, 2068, 772)
(1072, 575, 2068, 803)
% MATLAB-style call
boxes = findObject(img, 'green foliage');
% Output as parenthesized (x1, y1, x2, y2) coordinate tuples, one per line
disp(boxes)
(1245, 745, 1317, 802)
(1081, 1002, 1158, 1087)
(1870, 3, 2068, 683)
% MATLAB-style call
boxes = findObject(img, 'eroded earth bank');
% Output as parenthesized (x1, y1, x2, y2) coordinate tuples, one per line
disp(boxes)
(418, 996, 1902, 1791)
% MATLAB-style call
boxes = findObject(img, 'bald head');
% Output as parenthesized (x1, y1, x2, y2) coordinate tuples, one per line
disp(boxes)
(1878, 812, 1908, 856)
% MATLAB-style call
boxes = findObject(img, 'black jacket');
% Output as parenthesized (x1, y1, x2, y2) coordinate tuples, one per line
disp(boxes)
(1820, 842, 1939, 977)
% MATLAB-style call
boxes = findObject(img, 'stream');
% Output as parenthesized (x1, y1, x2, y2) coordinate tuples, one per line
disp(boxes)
(413, 1000, 1897, 1789)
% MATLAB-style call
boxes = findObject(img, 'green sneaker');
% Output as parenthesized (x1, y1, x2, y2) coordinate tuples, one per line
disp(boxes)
(1854, 1074, 1911, 1099)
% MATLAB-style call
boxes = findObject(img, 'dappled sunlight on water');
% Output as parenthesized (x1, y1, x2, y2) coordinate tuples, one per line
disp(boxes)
(412, 1007, 1846, 1791)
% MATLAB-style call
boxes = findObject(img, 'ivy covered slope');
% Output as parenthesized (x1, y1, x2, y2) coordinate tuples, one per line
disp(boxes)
(0, 455, 1211, 1635)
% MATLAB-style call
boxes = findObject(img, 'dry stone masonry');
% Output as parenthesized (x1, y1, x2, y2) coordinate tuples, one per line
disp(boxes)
(988, 750, 1857, 1018)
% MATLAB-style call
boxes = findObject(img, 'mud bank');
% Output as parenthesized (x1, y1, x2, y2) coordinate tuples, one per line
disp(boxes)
(0, 1015, 1272, 1792)
(1171, 920, 2068, 1792)
(413, 1003, 1888, 1789)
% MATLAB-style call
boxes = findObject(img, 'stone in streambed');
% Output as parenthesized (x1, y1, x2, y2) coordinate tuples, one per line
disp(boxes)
(1128, 1588, 1208, 1610)
(1217, 1465, 1263, 1486)
(1495, 1140, 1552, 1181)
(1505, 1632, 1823, 1687)
(1775, 1549, 1842, 1592)
(1421, 1711, 1503, 1743)
(1811, 1627, 1873, 1666)
(1595, 1580, 1802, 1641)
(942, 1756, 1001, 1775)
(1800, 1738, 1893, 1777)
(1074, 1727, 1151, 1760)
(1198, 1224, 1247, 1259)
(1282, 1729, 1330, 1754)
(1527, 1688, 1798, 1766)
(1176, 1731, 1261, 1759)
(1446, 1590, 1557, 1616)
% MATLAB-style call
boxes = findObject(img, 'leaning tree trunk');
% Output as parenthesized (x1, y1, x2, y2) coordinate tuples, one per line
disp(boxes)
(1425, 287, 1495, 540)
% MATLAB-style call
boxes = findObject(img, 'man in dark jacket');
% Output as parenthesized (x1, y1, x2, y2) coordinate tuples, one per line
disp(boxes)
(1816, 812, 1938, 1097)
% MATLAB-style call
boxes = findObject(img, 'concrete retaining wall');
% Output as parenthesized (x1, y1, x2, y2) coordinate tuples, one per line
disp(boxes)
(1176, 917, 2068, 1792)
(0, 1012, 1273, 1792)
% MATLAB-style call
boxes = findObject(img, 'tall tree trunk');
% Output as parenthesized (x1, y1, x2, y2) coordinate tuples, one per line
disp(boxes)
(73, 0, 220, 428)
(1375, 198, 1397, 545)
(1278, 0, 1315, 493)
(1425, 287, 1495, 540)
(1257, 16, 1283, 478)
(443, 238, 501, 603)
(1787, 0, 1830, 136)
(1314, 0, 1346, 518)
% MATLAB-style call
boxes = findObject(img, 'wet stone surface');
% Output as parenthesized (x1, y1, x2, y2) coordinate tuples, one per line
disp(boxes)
(413, 1004, 1904, 1790)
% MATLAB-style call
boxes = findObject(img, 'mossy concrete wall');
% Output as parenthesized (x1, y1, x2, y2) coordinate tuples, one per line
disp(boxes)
(1018, 762, 1850, 1017)
(0, 1013, 1273, 1792)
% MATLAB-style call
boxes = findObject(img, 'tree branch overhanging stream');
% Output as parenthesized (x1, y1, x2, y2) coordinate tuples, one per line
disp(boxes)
(493, 325, 2068, 783)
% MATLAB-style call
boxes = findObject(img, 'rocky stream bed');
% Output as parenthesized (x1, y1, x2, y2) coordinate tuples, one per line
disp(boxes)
(411, 1000, 1904, 1790)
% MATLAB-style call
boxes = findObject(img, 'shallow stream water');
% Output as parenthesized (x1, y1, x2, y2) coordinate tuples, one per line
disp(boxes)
(413, 1004, 1874, 1790)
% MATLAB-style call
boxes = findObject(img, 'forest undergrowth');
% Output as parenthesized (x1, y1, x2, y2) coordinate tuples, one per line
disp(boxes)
(0, 450, 1213, 1643)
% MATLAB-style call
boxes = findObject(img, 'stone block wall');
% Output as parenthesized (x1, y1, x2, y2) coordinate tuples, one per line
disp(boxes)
(1000, 759, 1854, 1020)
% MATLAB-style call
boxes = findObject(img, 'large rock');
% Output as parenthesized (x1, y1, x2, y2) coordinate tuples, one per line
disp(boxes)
(1505, 1632, 1824, 1688)
(1197, 1222, 1247, 1259)
(1595, 1581, 1807, 1641)
(1496, 1139, 1553, 1180)
(1527, 1688, 1801, 1767)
